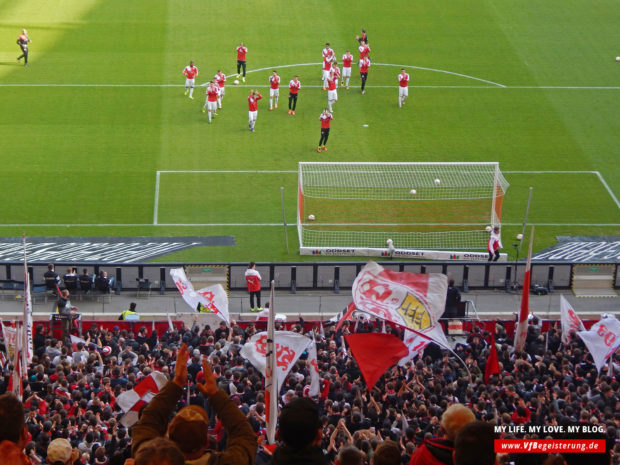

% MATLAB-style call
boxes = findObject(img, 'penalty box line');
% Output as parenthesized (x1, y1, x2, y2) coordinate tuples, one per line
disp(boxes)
(153, 170, 619, 226)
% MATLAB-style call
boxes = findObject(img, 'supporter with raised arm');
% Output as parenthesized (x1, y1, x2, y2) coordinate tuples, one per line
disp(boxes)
(132, 343, 256, 465)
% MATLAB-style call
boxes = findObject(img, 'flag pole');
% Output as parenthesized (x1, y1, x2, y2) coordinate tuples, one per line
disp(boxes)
(22, 234, 33, 368)
(280, 186, 289, 254)
(265, 281, 277, 444)
(514, 225, 534, 352)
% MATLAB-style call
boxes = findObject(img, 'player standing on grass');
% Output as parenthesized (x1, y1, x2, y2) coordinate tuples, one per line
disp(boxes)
(268, 70, 280, 110)
(288, 75, 301, 115)
(317, 109, 333, 153)
(341, 50, 353, 89)
(236, 42, 247, 82)
(248, 89, 262, 132)
(326, 62, 340, 112)
(215, 70, 226, 109)
(356, 29, 369, 45)
(322, 43, 335, 89)
(202, 81, 219, 124)
(183, 61, 198, 99)
(16, 29, 31, 66)
(359, 56, 370, 94)
(358, 40, 371, 62)
(398, 68, 410, 107)
(487, 226, 503, 262)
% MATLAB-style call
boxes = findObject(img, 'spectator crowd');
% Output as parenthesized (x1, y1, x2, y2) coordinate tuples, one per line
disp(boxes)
(0, 313, 617, 465)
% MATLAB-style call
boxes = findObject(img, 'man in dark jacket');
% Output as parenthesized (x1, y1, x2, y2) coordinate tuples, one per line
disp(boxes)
(132, 343, 256, 465)
(409, 404, 475, 465)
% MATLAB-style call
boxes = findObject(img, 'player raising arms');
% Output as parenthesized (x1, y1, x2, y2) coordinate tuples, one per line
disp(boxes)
(16, 29, 31, 66)
(359, 56, 370, 94)
(358, 40, 371, 62)
(355, 28, 368, 45)
(398, 68, 410, 107)
(236, 42, 247, 82)
(268, 70, 280, 110)
(183, 61, 198, 99)
(247, 89, 262, 132)
(318, 109, 333, 153)
(326, 62, 340, 113)
(341, 50, 353, 89)
(214, 70, 226, 109)
(322, 42, 335, 89)
(288, 75, 301, 115)
(202, 81, 219, 124)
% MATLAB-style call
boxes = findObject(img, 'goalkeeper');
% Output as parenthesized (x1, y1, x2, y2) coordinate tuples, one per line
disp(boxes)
(487, 226, 503, 261)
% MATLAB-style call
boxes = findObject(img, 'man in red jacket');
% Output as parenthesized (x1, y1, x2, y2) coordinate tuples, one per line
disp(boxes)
(244, 261, 262, 312)
(409, 404, 475, 465)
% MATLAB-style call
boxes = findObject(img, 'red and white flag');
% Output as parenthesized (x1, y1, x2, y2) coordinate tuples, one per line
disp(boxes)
(70, 334, 88, 351)
(352, 261, 447, 332)
(398, 324, 449, 366)
(578, 316, 620, 372)
(8, 326, 23, 399)
(1, 321, 17, 360)
(240, 331, 311, 393)
(22, 235, 33, 365)
(560, 295, 585, 344)
(170, 268, 229, 325)
(117, 371, 168, 426)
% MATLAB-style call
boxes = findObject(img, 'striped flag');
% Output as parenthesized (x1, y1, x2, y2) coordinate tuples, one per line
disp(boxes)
(117, 371, 168, 426)
(514, 226, 534, 352)
(22, 235, 33, 365)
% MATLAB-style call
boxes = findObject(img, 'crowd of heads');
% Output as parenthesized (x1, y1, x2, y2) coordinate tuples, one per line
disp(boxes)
(0, 313, 617, 465)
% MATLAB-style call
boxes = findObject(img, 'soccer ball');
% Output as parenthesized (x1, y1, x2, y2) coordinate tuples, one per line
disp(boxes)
(485, 226, 492, 232)
(234, 79, 240, 85)
(410, 189, 417, 195)
(434, 178, 441, 185)
(516, 233, 524, 240)
(308, 214, 315, 221)
(386, 238, 393, 245)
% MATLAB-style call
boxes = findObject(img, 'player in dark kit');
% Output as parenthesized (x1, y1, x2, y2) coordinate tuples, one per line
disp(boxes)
(17, 29, 31, 66)
(317, 109, 332, 152)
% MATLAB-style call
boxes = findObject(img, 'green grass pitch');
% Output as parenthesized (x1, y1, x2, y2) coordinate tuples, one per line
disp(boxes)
(0, 0, 618, 262)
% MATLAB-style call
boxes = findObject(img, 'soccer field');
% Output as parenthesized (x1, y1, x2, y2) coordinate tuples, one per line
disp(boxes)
(0, 0, 618, 262)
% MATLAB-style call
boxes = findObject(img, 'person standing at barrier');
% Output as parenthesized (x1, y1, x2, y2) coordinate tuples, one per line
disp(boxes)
(244, 262, 262, 312)
(119, 302, 139, 320)
(487, 226, 502, 262)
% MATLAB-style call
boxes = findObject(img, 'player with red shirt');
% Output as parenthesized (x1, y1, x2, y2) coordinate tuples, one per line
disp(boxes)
(202, 81, 219, 124)
(398, 68, 410, 108)
(326, 63, 340, 112)
(236, 42, 248, 82)
(247, 90, 262, 132)
(317, 109, 333, 153)
(359, 56, 371, 94)
(214, 70, 226, 109)
(358, 40, 371, 61)
(322, 42, 335, 89)
(341, 50, 354, 89)
(244, 262, 262, 312)
(268, 70, 280, 110)
(288, 75, 301, 115)
(183, 61, 198, 99)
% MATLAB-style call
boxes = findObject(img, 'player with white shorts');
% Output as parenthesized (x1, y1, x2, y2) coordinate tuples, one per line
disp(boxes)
(203, 81, 219, 123)
(326, 65, 340, 112)
(322, 43, 335, 89)
(268, 71, 280, 110)
(398, 69, 410, 108)
(215, 70, 226, 109)
(341, 51, 353, 89)
(248, 90, 262, 132)
(183, 61, 198, 99)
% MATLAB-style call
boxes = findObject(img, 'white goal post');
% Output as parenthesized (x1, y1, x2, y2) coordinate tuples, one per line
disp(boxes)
(297, 162, 509, 260)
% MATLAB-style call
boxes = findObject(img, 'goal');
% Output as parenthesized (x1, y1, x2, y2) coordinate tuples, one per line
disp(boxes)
(297, 162, 509, 256)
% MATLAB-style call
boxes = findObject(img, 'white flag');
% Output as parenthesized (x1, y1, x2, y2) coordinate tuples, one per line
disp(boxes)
(1, 321, 17, 360)
(560, 295, 585, 344)
(306, 338, 320, 396)
(578, 316, 620, 372)
(398, 325, 449, 366)
(22, 236, 33, 364)
(240, 331, 311, 393)
(170, 268, 229, 325)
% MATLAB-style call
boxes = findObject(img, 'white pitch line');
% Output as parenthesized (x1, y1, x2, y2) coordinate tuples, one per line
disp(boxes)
(594, 171, 620, 209)
(157, 170, 297, 174)
(0, 222, 616, 227)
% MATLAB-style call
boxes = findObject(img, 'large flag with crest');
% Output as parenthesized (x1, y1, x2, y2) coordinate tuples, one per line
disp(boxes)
(560, 295, 585, 344)
(352, 261, 448, 332)
(577, 315, 620, 372)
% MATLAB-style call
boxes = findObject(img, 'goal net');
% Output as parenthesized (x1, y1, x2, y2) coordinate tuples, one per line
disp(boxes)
(297, 162, 509, 256)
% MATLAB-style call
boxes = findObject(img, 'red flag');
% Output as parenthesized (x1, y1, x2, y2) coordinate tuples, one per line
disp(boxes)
(514, 226, 534, 352)
(335, 302, 357, 331)
(345, 333, 409, 390)
(484, 331, 500, 383)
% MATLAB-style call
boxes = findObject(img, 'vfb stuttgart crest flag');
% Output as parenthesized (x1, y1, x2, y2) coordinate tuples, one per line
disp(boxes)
(352, 261, 448, 331)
